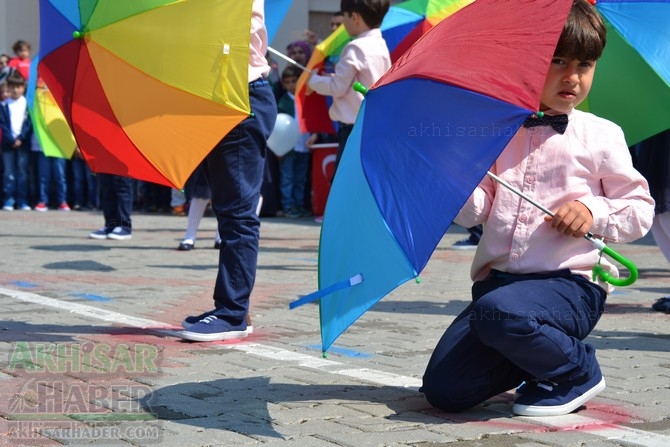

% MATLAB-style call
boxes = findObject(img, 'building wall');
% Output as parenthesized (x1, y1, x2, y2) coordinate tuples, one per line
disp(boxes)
(0, 0, 40, 56)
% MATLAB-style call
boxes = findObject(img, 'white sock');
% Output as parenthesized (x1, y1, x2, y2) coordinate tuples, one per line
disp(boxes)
(183, 197, 209, 242)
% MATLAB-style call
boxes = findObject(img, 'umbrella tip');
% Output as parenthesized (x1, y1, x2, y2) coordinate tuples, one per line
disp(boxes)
(535, 111, 545, 118)
(322, 351, 328, 359)
(73, 30, 84, 39)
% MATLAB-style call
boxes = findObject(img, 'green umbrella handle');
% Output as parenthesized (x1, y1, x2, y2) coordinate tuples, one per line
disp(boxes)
(353, 82, 369, 95)
(590, 239, 639, 287)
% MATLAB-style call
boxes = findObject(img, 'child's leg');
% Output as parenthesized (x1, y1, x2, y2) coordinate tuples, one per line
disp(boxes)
(651, 212, 670, 263)
(469, 272, 606, 383)
(421, 301, 527, 412)
(183, 197, 209, 242)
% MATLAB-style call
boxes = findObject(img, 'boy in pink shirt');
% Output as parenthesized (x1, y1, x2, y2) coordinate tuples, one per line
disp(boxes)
(308, 0, 391, 178)
(420, 0, 654, 417)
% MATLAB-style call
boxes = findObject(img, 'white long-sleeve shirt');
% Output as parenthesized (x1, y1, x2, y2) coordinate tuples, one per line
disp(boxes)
(308, 28, 390, 124)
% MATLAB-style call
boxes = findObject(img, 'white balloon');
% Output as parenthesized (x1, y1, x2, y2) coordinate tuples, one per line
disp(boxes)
(267, 113, 300, 156)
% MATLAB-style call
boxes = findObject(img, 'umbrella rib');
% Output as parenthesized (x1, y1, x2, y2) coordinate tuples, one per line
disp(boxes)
(289, 274, 364, 309)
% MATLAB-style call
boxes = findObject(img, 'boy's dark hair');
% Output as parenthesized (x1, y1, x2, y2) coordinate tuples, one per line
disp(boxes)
(340, 0, 390, 29)
(12, 40, 31, 54)
(554, 0, 606, 61)
(6, 70, 26, 87)
(281, 66, 302, 80)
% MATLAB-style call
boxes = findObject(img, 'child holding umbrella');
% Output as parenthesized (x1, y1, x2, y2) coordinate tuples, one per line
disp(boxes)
(420, 0, 655, 417)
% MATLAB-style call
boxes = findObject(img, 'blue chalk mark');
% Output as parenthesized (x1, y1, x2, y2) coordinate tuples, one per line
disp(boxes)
(71, 293, 111, 302)
(305, 344, 371, 358)
(10, 281, 39, 288)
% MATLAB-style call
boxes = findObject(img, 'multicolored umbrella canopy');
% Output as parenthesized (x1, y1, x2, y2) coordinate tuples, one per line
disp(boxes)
(578, 0, 670, 145)
(293, 0, 574, 353)
(37, 0, 253, 189)
(295, 0, 473, 134)
(27, 56, 77, 159)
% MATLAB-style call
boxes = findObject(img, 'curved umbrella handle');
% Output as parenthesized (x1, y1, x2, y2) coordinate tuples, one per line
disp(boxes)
(353, 82, 369, 95)
(590, 241, 639, 287)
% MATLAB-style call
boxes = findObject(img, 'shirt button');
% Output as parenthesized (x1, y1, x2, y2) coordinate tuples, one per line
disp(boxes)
(511, 253, 520, 261)
(532, 139, 540, 146)
(519, 214, 527, 222)
(525, 176, 534, 184)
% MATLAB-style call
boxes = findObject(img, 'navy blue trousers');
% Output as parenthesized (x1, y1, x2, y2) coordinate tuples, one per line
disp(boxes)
(98, 174, 133, 232)
(421, 269, 606, 412)
(203, 80, 276, 324)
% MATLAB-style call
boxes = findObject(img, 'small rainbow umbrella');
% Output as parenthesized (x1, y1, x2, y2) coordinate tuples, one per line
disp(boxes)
(27, 56, 77, 159)
(577, 0, 670, 145)
(295, 0, 473, 135)
(37, 0, 254, 189)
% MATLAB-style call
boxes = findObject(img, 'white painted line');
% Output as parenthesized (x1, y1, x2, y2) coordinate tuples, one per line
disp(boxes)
(0, 287, 178, 334)
(3, 287, 670, 446)
(528, 414, 670, 447)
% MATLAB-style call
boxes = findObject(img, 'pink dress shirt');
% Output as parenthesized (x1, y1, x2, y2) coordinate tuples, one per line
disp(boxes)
(455, 109, 655, 291)
(249, 0, 270, 82)
(308, 28, 390, 124)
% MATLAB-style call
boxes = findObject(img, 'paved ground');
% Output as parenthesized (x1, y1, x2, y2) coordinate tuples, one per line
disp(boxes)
(0, 209, 669, 446)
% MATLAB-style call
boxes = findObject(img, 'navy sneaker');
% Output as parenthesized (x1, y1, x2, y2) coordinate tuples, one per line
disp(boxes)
(179, 315, 249, 342)
(513, 370, 606, 417)
(182, 311, 254, 333)
(89, 228, 110, 240)
(181, 310, 217, 329)
(450, 236, 479, 250)
(107, 226, 132, 240)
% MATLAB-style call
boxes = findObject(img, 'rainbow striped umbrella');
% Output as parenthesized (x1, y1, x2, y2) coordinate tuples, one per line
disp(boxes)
(27, 56, 77, 159)
(37, 0, 253, 189)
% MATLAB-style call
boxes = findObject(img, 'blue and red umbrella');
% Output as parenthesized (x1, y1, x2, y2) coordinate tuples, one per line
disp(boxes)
(294, 0, 659, 354)
(291, 0, 576, 354)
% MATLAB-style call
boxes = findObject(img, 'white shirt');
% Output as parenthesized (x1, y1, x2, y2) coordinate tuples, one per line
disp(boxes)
(308, 28, 390, 124)
(4, 96, 27, 139)
(249, 0, 270, 82)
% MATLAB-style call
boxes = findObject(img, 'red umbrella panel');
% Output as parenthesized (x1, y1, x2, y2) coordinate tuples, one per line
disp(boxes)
(38, 0, 254, 189)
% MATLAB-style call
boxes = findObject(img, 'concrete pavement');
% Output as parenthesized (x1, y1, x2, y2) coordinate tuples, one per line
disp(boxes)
(0, 209, 669, 446)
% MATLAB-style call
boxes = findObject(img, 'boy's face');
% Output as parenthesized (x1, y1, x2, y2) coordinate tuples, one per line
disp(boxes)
(540, 57, 596, 113)
(16, 47, 30, 60)
(331, 14, 344, 32)
(282, 76, 297, 94)
(7, 83, 26, 100)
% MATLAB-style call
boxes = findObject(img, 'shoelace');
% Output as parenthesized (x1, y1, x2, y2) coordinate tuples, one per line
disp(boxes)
(199, 315, 218, 324)
(536, 380, 558, 392)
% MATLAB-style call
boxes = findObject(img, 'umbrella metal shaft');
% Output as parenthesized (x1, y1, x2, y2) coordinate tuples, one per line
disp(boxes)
(267, 46, 312, 72)
(485, 171, 601, 247)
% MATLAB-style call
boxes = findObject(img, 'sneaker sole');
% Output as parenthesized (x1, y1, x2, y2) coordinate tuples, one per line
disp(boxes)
(178, 328, 249, 342)
(89, 234, 109, 240)
(107, 234, 132, 240)
(512, 377, 605, 417)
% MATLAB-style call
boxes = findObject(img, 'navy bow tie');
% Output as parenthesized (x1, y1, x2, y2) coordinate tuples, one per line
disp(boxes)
(523, 113, 569, 134)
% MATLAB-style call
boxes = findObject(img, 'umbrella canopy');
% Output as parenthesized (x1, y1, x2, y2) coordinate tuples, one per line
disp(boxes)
(296, 0, 575, 353)
(295, 0, 473, 134)
(577, 0, 670, 145)
(37, 0, 253, 189)
(27, 56, 77, 159)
